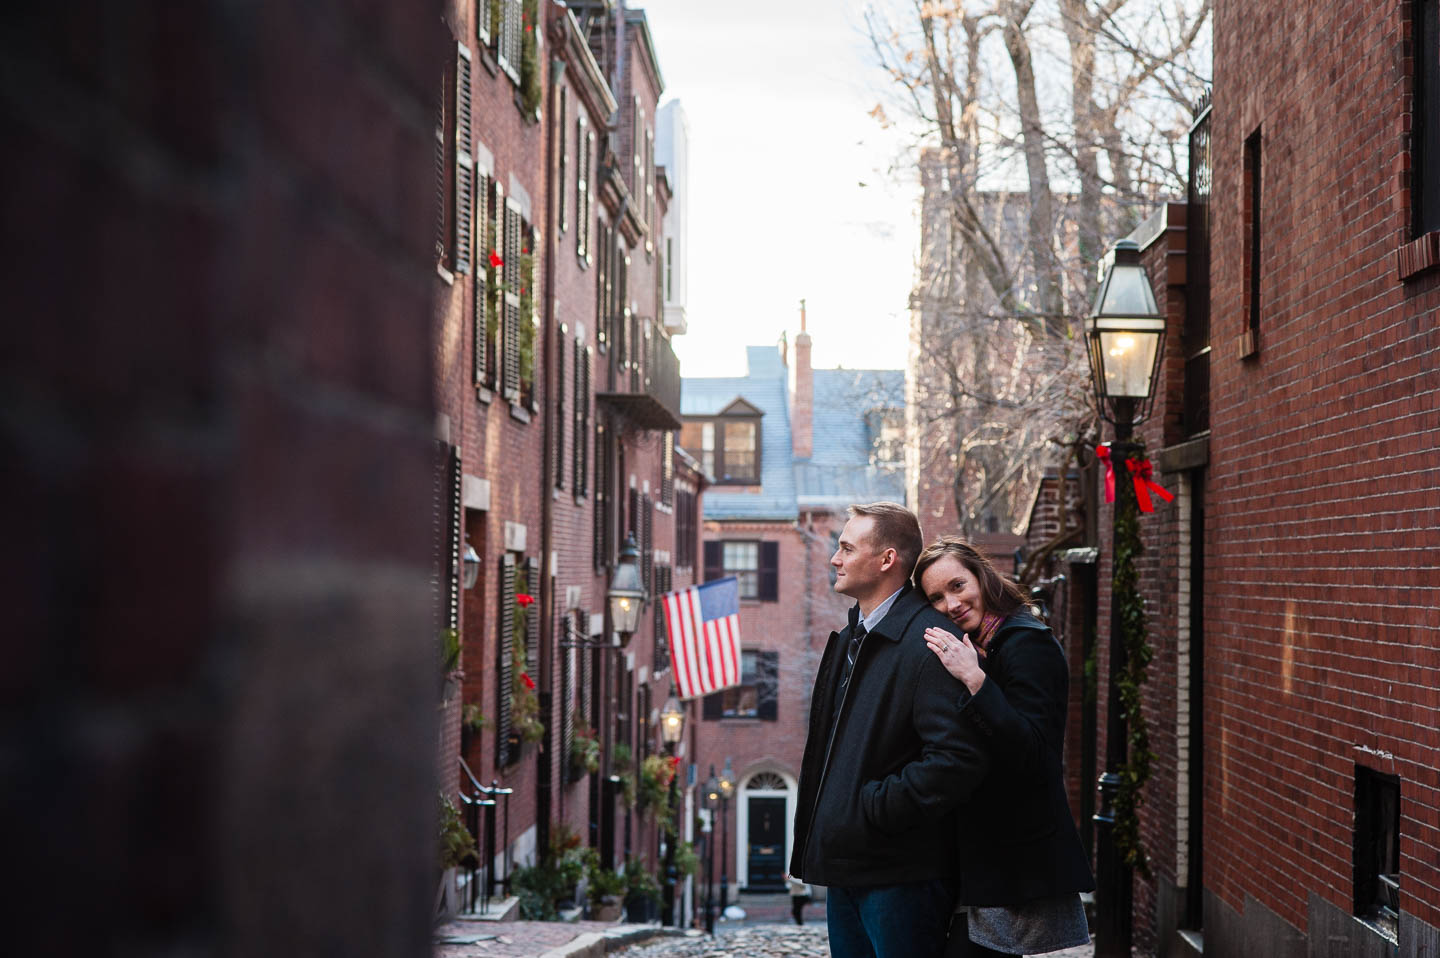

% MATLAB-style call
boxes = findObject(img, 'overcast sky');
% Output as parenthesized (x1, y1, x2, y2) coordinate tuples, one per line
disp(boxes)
(640, 0, 917, 378)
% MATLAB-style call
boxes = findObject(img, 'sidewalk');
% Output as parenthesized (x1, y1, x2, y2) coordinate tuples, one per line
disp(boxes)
(434, 917, 691, 958)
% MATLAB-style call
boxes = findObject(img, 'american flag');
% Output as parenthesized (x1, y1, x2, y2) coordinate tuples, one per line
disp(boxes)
(661, 577, 743, 700)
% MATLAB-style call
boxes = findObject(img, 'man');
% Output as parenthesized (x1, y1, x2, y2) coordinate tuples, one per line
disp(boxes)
(789, 502, 989, 958)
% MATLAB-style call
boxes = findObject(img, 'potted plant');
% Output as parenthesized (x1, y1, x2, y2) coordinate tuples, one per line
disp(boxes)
(460, 704, 488, 754)
(586, 863, 626, 922)
(622, 859, 662, 923)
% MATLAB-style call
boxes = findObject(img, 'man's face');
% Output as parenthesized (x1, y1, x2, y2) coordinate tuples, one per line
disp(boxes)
(830, 515, 893, 599)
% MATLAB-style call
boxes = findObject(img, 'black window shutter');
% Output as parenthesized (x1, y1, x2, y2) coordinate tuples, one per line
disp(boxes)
(502, 202, 522, 398)
(434, 70, 448, 263)
(641, 494, 653, 593)
(661, 432, 675, 507)
(756, 651, 779, 721)
(628, 487, 639, 547)
(758, 541, 780, 601)
(446, 448, 462, 631)
(578, 610, 592, 729)
(703, 541, 723, 583)
(497, 554, 517, 767)
(561, 619, 574, 782)
(453, 44, 474, 275)
(575, 343, 589, 498)
(525, 556, 541, 677)
(554, 329, 565, 488)
(653, 566, 670, 672)
(703, 692, 722, 721)
(474, 174, 491, 386)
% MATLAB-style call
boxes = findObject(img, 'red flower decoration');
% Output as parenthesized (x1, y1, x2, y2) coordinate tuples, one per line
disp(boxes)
(516, 593, 535, 607)
(521, 672, 536, 691)
(489, 250, 504, 268)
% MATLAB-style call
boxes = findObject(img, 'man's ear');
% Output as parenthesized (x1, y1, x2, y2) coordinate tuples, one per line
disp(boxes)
(878, 548, 897, 572)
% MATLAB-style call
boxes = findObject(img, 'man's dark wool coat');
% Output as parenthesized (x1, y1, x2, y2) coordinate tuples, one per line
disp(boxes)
(951, 610, 1095, 905)
(790, 584, 990, 888)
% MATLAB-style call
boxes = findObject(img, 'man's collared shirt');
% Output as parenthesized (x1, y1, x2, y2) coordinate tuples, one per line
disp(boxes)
(861, 587, 905, 633)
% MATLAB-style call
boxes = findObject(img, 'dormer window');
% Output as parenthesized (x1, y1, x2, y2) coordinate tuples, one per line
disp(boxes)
(679, 398, 763, 484)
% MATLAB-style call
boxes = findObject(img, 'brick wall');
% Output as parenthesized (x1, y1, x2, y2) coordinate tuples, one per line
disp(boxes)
(2, 2, 443, 954)
(1205, 0, 1440, 942)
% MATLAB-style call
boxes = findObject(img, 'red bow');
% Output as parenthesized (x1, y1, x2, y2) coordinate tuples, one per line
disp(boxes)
(489, 250, 504, 269)
(1096, 444, 1117, 504)
(516, 593, 535, 607)
(520, 672, 536, 691)
(1096, 444, 1174, 514)
(1127, 458, 1174, 513)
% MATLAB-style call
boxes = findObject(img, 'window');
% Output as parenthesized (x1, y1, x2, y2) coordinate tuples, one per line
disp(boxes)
(722, 421, 758, 480)
(703, 650, 778, 721)
(679, 421, 714, 476)
(1354, 766, 1400, 940)
(723, 541, 759, 599)
(679, 410, 763, 484)
(665, 238, 674, 301)
(1416, 0, 1440, 236)
(1240, 127, 1262, 359)
(492, 0, 522, 80)
(576, 115, 592, 266)
(474, 173, 495, 390)
(865, 408, 905, 466)
(704, 540, 779, 601)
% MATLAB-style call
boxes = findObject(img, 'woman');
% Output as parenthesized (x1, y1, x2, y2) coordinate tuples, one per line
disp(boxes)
(915, 537, 1093, 958)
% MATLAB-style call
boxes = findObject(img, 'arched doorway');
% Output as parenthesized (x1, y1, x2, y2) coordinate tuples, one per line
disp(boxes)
(736, 769, 794, 893)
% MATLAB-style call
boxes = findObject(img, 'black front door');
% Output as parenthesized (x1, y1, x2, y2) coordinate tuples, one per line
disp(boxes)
(746, 796, 786, 891)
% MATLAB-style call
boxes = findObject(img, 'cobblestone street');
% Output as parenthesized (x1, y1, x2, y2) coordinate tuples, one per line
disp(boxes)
(612, 921, 1096, 958)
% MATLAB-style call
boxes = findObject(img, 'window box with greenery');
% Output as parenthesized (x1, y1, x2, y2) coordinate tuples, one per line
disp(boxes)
(511, 825, 590, 920)
(569, 714, 600, 779)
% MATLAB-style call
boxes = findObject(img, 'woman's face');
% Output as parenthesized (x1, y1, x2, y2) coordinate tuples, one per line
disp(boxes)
(919, 554, 986, 634)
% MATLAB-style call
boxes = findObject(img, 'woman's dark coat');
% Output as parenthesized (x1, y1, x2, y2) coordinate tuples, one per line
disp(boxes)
(953, 610, 1095, 906)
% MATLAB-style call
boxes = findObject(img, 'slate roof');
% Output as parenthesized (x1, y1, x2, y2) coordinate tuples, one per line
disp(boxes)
(680, 347, 905, 521)
(795, 368, 906, 507)
(680, 347, 797, 520)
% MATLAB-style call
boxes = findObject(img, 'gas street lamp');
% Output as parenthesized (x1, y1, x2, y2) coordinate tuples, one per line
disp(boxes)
(660, 695, 686, 927)
(608, 533, 644, 639)
(717, 759, 734, 915)
(1087, 237, 1165, 958)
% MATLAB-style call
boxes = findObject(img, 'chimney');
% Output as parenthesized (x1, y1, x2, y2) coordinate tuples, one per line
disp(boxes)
(792, 300, 813, 460)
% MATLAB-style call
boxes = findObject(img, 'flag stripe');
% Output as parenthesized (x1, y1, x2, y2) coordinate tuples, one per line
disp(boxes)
(657, 579, 743, 699)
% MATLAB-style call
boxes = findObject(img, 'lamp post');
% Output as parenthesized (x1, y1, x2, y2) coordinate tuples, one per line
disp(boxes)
(703, 768, 719, 934)
(461, 541, 480, 590)
(717, 758, 734, 915)
(659, 695, 685, 927)
(1085, 238, 1165, 958)
(560, 533, 645, 869)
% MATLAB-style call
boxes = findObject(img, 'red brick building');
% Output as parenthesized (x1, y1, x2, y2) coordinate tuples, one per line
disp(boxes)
(680, 320, 907, 900)
(431, 0, 702, 921)
(1082, 3, 1440, 954)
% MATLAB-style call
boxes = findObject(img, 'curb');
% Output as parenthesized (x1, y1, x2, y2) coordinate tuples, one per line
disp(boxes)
(537, 926, 693, 958)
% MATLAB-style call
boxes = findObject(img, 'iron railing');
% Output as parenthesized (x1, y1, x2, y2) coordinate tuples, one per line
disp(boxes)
(457, 758, 514, 914)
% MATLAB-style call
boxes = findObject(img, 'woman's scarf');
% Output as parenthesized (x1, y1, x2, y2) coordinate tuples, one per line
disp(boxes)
(974, 612, 1005, 655)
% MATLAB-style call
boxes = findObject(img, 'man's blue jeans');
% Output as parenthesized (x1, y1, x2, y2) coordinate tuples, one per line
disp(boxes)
(826, 880, 956, 958)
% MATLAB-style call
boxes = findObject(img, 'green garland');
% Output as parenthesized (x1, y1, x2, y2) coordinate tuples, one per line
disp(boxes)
(1111, 446, 1156, 878)
(519, 0, 542, 118)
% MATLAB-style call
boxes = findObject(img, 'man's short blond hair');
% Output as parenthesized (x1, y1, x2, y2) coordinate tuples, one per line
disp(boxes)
(847, 501, 924, 577)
